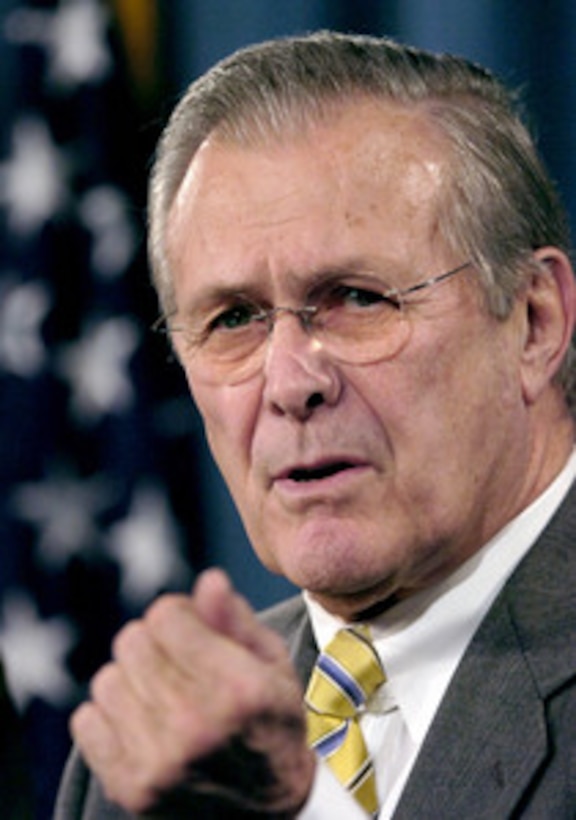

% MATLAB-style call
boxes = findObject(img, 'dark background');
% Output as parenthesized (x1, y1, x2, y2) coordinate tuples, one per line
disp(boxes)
(0, 1, 574, 815)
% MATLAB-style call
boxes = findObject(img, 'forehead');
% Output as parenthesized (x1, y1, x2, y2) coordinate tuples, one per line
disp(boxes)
(166, 99, 453, 301)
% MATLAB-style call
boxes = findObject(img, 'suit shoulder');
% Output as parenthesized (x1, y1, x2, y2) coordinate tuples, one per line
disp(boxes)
(259, 594, 307, 637)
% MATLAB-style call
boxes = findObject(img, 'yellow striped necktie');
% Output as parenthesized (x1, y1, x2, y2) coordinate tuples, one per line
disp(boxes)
(305, 626, 385, 817)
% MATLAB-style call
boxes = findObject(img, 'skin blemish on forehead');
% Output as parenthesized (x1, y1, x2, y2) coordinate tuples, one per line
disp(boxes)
(316, 106, 451, 241)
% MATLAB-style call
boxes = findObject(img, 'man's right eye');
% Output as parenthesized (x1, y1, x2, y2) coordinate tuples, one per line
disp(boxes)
(209, 303, 258, 332)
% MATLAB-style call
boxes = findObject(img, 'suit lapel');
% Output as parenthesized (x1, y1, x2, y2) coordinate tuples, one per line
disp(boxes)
(394, 482, 576, 818)
(393, 595, 548, 818)
(0, 660, 33, 819)
(261, 593, 318, 686)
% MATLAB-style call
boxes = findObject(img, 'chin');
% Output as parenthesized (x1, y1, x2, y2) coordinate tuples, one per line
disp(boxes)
(255, 517, 407, 601)
(309, 580, 403, 621)
(281, 553, 402, 617)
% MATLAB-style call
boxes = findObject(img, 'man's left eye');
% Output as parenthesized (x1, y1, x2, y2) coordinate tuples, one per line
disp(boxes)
(329, 284, 393, 309)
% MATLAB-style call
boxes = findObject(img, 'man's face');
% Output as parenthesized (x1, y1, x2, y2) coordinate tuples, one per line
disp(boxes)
(166, 100, 532, 618)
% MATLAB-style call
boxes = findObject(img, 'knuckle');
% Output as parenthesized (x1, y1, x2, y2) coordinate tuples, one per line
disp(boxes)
(112, 618, 146, 660)
(69, 701, 96, 742)
(144, 592, 189, 635)
(90, 661, 120, 705)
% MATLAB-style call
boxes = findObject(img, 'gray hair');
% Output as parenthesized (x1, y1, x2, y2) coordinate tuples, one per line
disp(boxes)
(148, 31, 574, 402)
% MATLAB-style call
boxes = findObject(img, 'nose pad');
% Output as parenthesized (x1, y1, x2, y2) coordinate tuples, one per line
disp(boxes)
(262, 313, 341, 419)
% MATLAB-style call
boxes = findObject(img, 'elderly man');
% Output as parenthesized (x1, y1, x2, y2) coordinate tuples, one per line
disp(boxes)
(56, 32, 576, 819)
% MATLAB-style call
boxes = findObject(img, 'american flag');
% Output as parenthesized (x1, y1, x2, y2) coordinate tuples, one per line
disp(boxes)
(0, 1, 202, 815)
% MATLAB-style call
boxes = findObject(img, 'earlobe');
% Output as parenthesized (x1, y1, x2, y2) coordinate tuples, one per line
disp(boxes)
(520, 247, 576, 405)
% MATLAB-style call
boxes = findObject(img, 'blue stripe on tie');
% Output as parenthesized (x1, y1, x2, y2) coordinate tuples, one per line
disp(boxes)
(318, 654, 365, 707)
(313, 721, 349, 756)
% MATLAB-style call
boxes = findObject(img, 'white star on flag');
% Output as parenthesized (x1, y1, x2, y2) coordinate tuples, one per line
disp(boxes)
(0, 593, 76, 711)
(57, 316, 140, 422)
(107, 481, 191, 606)
(0, 277, 52, 377)
(79, 185, 137, 278)
(12, 469, 116, 567)
(0, 116, 68, 236)
(4, 0, 112, 89)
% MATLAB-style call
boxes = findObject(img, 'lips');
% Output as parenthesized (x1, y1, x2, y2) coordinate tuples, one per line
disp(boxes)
(271, 452, 369, 489)
(270, 455, 370, 504)
(289, 461, 355, 482)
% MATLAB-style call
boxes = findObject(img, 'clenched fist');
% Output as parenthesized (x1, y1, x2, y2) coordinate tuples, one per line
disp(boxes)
(71, 569, 316, 816)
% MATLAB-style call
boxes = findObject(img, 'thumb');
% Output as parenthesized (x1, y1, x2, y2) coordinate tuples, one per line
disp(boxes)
(192, 568, 287, 663)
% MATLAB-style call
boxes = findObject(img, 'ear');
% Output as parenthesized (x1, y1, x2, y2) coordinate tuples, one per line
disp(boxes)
(519, 246, 576, 405)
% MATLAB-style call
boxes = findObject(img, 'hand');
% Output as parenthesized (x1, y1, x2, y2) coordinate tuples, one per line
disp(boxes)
(71, 569, 316, 816)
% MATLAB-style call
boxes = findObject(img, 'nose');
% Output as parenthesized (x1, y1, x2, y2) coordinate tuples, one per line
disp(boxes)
(262, 311, 342, 420)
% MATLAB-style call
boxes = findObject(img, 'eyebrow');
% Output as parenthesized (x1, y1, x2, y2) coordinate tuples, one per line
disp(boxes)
(178, 256, 407, 315)
(176, 284, 266, 319)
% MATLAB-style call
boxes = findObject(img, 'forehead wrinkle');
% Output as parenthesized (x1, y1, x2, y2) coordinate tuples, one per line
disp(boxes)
(180, 250, 435, 317)
(169, 101, 456, 318)
(178, 280, 266, 316)
(263, 254, 422, 302)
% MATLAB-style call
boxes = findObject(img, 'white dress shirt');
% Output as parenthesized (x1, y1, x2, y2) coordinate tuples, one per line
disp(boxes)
(299, 451, 576, 819)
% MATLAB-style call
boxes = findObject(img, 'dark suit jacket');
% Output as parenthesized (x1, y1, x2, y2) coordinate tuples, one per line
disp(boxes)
(54, 483, 576, 818)
(0, 660, 33, 819)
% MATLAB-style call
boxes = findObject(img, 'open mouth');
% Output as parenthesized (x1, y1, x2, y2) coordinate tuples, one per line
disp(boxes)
(289, 461, 353, 482)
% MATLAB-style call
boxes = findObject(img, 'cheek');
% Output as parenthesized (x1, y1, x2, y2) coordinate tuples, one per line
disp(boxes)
(402, 330, 523, 475)
(187, 374, 259, 491)
(356, 328, 506, 466)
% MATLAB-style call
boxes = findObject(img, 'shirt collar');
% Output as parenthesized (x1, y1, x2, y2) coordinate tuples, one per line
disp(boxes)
(305, 450, 576, 745)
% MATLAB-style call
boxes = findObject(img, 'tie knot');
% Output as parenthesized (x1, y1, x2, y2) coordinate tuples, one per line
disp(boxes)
(305, 627, 385, 718)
